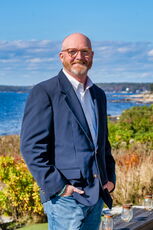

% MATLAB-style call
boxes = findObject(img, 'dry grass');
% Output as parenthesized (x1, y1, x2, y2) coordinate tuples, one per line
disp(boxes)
(0, 135, 20, 156)
(112, 144, 153, 205)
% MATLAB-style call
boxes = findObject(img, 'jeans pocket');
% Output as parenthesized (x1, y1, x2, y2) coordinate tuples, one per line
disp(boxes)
(43, 201, 49, 214)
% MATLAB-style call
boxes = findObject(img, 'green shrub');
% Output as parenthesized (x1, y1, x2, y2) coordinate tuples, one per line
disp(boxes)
(108, 122, 133, 148)
(119, 105, 153, 134)
(108, 105, 153, 148)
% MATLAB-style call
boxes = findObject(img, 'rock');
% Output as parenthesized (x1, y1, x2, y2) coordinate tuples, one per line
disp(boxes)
(0, 215, 13, 224)
(129, 139, 134, 144)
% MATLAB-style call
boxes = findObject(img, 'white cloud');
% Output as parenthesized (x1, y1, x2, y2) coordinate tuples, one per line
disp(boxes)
(117, 47, 131, 53)
(0, 59, 21, 63)
(26, 57, 54, 63)
(37, 40, 52, 46)
(30, 48, 48, 53)
(96, 46, 110, 51)
(148, 49, 153, 56)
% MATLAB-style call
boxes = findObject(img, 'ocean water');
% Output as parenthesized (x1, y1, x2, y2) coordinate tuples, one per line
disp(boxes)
(0, 91, 148, 136)
(0, 92, 28, 135)
(106, 92, 141, 116)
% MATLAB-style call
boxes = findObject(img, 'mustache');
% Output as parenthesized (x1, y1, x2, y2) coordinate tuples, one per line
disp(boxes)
(72, 60, 87, 65)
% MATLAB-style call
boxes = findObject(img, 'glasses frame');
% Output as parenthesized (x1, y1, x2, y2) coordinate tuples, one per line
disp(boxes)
(61, 48, 93, 58)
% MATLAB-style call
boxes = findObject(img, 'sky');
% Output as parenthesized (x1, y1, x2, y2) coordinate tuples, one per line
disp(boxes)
(0, 0, 153, 85)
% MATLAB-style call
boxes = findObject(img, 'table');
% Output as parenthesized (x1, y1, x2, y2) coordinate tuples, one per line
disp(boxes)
(113, 207, 153, 230)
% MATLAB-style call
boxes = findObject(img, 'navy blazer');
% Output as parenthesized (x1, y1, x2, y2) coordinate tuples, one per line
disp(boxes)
(20, 70, 116, 209)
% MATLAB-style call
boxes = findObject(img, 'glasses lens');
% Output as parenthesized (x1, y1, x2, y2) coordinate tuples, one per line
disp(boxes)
(81, 49, 91, 56)
(67, 49, 78, 57)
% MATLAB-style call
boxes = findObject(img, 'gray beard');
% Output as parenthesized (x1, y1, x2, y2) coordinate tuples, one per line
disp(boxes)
(71, 66, 88, 76)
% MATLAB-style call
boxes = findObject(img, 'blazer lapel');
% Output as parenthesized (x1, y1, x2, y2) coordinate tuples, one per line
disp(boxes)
(58, 71, 94, 146)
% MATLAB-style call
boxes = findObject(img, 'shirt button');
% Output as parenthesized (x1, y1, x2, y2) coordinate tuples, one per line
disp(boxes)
(93, 174, 98, 178)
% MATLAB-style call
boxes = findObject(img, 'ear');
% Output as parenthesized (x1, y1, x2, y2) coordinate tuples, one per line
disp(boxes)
(59, 52, 64, 62)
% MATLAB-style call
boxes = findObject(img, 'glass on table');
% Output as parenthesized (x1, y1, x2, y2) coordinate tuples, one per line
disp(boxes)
(143, 194, 152, 211)
(99, 214, 113, 230)
(121, 204, 133, 222)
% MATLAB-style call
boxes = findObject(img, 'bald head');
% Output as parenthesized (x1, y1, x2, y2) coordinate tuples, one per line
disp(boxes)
(61, 33, 92, 51)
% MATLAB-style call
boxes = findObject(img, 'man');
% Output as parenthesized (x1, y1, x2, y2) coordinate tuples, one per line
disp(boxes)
(20, 33, 116, 230)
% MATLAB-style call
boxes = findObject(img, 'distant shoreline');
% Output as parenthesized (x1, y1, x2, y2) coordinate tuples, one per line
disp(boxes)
(108, 92, 153, 104)
(125, 93, 153, 103)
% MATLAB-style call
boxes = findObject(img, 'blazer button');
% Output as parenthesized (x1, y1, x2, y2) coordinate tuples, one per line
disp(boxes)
(93, 174, 98, 178)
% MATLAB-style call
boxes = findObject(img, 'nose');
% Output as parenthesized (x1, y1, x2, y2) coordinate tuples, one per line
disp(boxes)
(75, 50, 84, 59)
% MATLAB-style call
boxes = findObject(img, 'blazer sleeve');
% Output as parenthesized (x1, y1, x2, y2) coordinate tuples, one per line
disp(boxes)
(105, 135, 116, 187)
(103, 91, 116, 189)
(20, 84, 67, 198)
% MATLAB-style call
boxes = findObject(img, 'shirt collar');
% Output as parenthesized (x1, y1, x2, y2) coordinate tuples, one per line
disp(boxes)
(63, 68, 93, 92)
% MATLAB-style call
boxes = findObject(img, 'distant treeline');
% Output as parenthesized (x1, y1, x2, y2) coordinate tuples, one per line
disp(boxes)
(0, 85, 33, 93)
(96, 82, 152, 92)
(0, 82, 152, 93)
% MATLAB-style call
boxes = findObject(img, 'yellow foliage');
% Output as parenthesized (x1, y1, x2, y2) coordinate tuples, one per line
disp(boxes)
(0, 154, 44, 220)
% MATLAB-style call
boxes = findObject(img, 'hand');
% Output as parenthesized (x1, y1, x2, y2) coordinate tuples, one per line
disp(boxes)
(103, 181, 114, 192)
(60, 185, 84, 197)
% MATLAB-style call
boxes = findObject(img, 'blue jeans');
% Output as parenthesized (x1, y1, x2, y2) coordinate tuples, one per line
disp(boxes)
(43, 196, 103, 230)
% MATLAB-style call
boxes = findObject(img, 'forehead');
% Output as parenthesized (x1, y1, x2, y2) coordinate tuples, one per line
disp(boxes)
(62, 35, 92, 50)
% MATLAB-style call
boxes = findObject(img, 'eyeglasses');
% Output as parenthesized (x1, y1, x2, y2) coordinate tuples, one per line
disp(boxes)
(61, 48, 92, 57)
